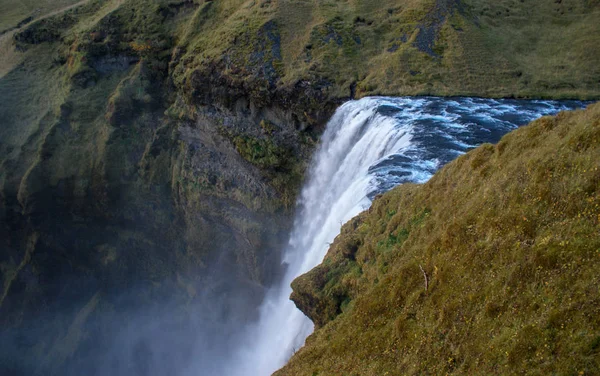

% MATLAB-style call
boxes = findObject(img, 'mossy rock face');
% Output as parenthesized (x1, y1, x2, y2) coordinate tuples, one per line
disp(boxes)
(278, 103, 600, 375)
(291, 217, 364, 328)
(13, 14, 76, 44)
(1, 2, 294, 373)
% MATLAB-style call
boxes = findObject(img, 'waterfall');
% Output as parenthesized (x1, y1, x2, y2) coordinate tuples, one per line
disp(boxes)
(224, 96, 584, 376)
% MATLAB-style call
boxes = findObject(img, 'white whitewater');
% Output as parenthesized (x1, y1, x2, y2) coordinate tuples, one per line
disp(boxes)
(224, 96, 583, 376)
(227, 98, 412, 375)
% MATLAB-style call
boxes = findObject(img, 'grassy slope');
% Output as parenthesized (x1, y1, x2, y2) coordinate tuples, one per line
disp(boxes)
(0, 0, 83, 33)
(0, 0, 289, 303)
(279, 103, 600, 375)
(172, 0, 600, 101)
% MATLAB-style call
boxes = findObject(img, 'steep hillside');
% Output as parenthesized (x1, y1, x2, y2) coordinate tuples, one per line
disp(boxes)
(279, 103, 600, 375)
(0, 0, 599, 374)
(173, 0, 600, 102)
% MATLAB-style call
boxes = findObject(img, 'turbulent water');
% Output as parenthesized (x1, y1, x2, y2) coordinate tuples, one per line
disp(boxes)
(226, 96, 585, 375)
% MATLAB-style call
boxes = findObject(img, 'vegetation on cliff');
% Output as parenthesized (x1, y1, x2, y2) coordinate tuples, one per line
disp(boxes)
(171, 0, 600, 103)
(280, 103, 600, 375)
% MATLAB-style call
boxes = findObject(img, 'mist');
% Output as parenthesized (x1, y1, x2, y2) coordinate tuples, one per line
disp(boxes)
(0, 256, 270, 376)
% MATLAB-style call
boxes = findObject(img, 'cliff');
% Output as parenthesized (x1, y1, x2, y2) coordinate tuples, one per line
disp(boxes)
(0, 0, 599, 374)
(281, 103, 600, 375)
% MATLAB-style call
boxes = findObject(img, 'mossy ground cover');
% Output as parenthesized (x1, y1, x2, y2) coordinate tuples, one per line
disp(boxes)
(279, 103, 600, 375)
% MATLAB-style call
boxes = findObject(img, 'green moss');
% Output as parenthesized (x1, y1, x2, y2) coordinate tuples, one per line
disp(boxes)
(259, 119, 276, 135)
(233, 135, 287, 170)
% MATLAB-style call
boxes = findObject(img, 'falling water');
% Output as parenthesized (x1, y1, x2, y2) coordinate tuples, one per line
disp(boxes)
(226, 96, 585, 376)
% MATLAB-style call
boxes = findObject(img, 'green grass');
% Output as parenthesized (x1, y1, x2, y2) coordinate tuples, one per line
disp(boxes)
(167, 0, 600, 100)
(278, 103, 600, 375)
(0, 0, 83, 33)
(0, 43, 67, 196)
(215, 126, 308, 210)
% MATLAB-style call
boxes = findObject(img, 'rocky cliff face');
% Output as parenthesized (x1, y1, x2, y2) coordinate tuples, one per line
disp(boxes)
(0, 0, 599, 374)
(0, 2, 318, 374)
